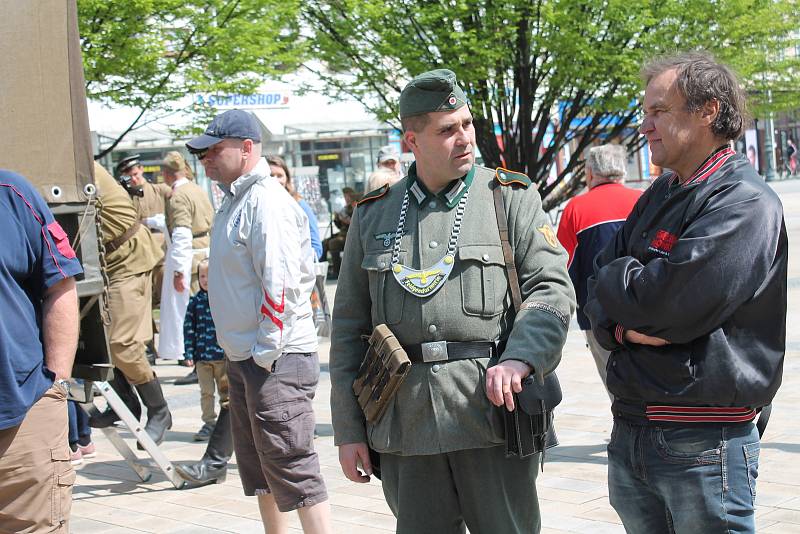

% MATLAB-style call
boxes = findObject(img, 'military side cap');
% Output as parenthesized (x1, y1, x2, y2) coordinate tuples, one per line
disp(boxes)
(115, 154, 141, 176)
(163, 151, 187, 171)
(495, 167, 532, 188)
(399, 69, 467, 118)
(357, 184, 389, 206)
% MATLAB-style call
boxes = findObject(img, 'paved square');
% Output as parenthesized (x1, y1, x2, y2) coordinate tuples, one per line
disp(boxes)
(71, 181, 800, 533)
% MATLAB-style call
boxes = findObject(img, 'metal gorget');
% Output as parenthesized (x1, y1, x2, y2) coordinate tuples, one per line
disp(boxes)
(390, 189, 469, 297)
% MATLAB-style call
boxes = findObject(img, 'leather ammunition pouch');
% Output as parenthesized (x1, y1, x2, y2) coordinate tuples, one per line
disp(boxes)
(352, 324, 411, 424)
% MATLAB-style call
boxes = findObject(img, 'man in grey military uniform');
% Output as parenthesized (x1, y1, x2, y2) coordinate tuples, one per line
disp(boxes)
(330, 69, 576, 534)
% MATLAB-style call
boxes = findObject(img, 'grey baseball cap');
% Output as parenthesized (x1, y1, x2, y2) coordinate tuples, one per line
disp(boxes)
(377, 145, 400, 163)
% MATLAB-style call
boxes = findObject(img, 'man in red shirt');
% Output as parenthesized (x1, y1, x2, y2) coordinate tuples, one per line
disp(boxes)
(556, 144, 641, 396)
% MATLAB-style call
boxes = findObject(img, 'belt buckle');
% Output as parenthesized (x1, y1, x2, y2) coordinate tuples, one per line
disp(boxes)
(421, 341, 448, 363)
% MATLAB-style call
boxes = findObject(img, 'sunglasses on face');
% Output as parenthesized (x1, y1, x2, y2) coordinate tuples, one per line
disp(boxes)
(188, 147, 209, 160)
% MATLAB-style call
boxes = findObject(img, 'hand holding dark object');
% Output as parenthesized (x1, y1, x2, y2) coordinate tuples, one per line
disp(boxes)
(339, 442, 372, 483)
(624, 329, 669, 346)
(486, 359, 531, 411)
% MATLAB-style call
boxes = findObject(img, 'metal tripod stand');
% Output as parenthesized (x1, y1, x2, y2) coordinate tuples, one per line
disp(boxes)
(77, 380, 185, 489)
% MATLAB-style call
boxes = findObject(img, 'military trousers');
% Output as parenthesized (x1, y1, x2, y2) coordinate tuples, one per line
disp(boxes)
(108, 270, 156, 385)
(381, 445, 541, 534)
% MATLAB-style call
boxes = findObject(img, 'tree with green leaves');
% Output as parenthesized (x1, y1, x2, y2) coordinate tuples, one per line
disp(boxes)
(79, 0, 303, 159)
(303, 0, 800, 208)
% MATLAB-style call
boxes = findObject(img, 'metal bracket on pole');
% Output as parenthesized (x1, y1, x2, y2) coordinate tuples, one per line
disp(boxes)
(93, 381, 185, 489)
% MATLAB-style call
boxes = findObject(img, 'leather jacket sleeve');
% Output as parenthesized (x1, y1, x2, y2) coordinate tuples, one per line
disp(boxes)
(590, 179, 784, 344)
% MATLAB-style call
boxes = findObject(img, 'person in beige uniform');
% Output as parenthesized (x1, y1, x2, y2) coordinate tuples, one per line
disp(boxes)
(116, 154, 172, 360)
(90, 163, 173, 446)
(158, 152, 214, 364)
(115, 154, 172, 232)
(330, 70, 575, 534)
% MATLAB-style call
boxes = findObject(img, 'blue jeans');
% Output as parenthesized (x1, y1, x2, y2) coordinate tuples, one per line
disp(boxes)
(608, 420, 759, 534)
(68, 400, 91, 445)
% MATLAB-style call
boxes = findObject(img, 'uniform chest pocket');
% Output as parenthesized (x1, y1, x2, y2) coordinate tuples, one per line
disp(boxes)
(458, 245, 507, 317)
(362, 251, 406, 325)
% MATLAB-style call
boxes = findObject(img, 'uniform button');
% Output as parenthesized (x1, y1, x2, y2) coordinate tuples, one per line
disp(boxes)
(428, 324, 437, 334)
(379, 261, 386, 268)
(429, 241, 439, 248)
(432, 364, 441, 373)
(429, 200, 438, 209)
(281, 412, 289, 421)
(482, 253, 490, 262)
(641, 231, 647, 238)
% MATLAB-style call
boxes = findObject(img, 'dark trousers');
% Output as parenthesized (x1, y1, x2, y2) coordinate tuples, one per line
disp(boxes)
(381, 446, 541, 534)
(67, 400, 91, 446)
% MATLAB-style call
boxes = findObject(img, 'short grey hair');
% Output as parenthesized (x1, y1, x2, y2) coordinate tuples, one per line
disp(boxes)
(641, 51, 749, 140)
(586, 144, 627, 181)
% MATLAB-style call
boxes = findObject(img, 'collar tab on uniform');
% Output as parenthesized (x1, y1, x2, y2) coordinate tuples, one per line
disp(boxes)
(406, 162, 475, 209)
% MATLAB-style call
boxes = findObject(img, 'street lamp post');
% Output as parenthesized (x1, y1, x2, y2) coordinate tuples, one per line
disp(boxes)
(763, 89, 778, 181)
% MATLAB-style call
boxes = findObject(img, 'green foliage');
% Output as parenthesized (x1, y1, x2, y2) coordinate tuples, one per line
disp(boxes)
(79, 0, 304, 157)
(303, 0, 800, 207)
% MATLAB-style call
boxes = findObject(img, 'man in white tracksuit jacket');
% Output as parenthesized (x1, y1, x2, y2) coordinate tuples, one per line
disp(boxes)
(186, 110, 332, 534)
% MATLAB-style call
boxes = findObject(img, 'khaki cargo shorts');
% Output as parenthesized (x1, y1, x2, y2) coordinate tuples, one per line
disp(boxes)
(0, 383, 74, 533)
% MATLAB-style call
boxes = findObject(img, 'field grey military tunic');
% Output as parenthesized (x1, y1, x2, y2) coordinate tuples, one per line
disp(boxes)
(330, 164, 575, 454)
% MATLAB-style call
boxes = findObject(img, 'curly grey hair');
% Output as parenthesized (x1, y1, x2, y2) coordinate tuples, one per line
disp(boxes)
(641, 51, 749, 140)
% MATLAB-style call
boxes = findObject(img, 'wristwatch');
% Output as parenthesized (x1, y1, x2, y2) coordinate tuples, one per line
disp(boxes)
(55, 378, 71, 395)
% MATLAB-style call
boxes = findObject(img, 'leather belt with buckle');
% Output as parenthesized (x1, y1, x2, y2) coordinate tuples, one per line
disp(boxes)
(406, 341, 497, 363)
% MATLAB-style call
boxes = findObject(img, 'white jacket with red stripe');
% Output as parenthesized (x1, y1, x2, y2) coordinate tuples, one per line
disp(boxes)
(208, 158, 317, 369)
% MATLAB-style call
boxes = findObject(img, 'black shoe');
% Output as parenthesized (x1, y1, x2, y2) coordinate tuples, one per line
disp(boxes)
(89, 373, 142, 428)
(174, 368, 198, 385)
(193, 422, 215, 441)
(176, 408, 232, 488)
(134, 376, 172, 449)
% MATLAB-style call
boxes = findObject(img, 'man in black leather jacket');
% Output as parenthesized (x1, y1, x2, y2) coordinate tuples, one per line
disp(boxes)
(585, 52, 787, 534)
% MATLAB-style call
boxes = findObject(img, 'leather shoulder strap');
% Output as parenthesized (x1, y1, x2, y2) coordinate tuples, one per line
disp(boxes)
(492, 184, 522, 313)
(105, 220, 141, 253)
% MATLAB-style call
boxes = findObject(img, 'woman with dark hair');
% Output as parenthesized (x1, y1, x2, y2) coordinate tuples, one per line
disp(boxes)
(267, 155, 323, 260)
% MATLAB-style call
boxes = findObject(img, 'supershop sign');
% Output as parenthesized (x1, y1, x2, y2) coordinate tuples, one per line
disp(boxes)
(196, 93, 290, 109)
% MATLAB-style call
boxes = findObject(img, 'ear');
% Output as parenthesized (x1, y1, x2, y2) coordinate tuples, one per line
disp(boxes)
(242, 139, 254, 157)
(699, 99, 720, 126)
(403, 130, 418, 150)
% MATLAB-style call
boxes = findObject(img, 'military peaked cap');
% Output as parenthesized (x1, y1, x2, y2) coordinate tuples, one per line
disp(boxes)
(399, 69, 468, 118)
(115, 154, 141, 176)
